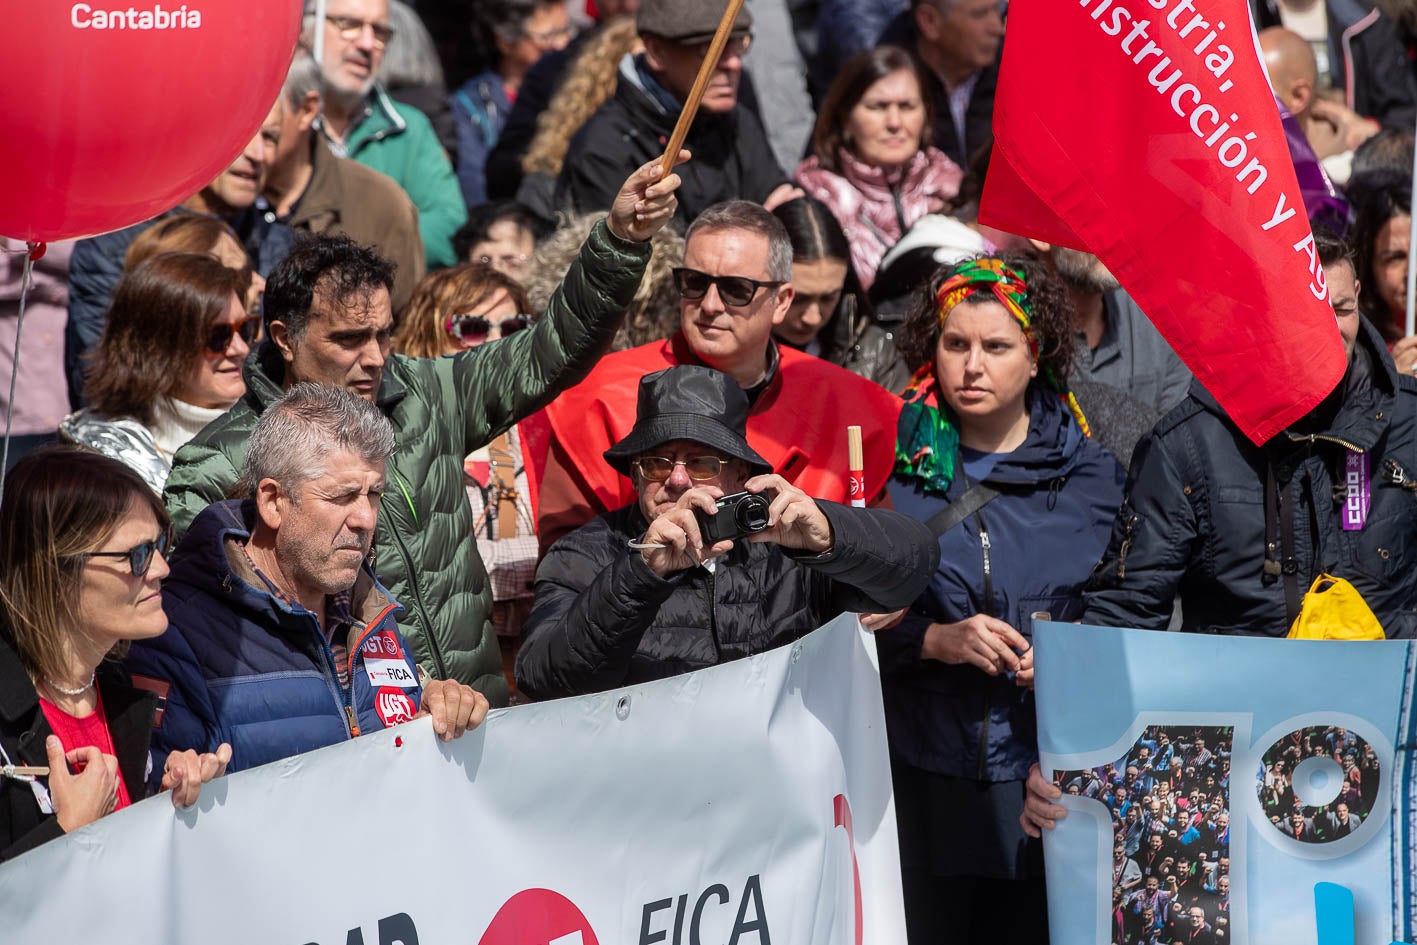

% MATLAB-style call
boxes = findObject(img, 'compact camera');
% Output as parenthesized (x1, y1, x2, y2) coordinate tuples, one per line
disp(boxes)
(694, 491, 772, 544)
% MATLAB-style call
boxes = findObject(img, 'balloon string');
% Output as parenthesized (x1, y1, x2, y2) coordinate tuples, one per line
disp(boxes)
(0, 246, 38, 511)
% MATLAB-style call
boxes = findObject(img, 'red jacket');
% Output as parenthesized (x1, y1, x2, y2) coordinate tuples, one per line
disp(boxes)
(537, 334, 903, 552)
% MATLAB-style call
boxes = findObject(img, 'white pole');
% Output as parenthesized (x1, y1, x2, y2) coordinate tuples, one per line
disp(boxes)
(1406, 108, 1416, 338)
(312, 0, 327, 67)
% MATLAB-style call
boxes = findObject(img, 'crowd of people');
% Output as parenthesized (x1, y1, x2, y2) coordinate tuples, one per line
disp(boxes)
(3, 0, 1417, 941)
(1056, 726, 1235, 945)
(1258, 724, 1380, 841)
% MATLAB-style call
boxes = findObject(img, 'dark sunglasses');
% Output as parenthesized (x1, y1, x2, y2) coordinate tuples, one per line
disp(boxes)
(672, 268, 784, 307)
(207, 315, 262, 353)
(633, 455, 726, 482)
(446, 313, 533, 345)
(77, 531, 171, 577)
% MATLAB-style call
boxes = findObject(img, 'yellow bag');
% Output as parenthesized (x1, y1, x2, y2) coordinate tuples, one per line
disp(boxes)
(1286, 574, 1386, 640)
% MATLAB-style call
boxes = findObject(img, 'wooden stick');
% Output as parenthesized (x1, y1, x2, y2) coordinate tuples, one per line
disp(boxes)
(847, 426, 866, 508)
(2, 765, 48, 777)
(658, 0, 747, 177)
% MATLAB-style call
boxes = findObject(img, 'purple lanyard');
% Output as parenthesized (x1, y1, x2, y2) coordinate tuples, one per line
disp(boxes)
(1342, 451, 1370, 531)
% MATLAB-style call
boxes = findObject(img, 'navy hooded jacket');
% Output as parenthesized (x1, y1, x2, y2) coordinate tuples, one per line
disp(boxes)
(878, 390, 1125, 782)
(125, 499, 423, 779)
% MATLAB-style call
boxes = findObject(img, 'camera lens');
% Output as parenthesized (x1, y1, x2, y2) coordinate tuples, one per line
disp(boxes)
(737, 494, 771, 532)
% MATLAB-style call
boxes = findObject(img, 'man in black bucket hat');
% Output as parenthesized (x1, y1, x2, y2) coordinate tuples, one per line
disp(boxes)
(515, 365, 937, 699)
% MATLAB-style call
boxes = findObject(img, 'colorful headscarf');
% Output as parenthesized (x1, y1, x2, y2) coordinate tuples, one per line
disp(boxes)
(894, 259, 1091, 493)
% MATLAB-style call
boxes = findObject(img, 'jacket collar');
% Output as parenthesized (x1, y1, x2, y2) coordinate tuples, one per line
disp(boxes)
(170, 499, 402, 631)
(243, 341, 408, 415)
(288, 132, 343, 229)
(0, 633, 38, 724)
(955, 387, 1088, 489)
(1192, 316, 1397, 452)
(668, 332, 783, 408)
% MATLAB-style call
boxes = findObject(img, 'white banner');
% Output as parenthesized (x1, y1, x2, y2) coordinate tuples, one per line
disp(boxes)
(0, 614, 903, 945)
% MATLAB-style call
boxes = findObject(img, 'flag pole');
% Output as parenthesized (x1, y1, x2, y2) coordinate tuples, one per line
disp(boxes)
(1406, 108, 1416, 338)
(658, 0, 746, 177)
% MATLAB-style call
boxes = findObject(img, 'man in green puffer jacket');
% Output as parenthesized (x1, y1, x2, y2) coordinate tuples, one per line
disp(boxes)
(164, 157, 685, 706)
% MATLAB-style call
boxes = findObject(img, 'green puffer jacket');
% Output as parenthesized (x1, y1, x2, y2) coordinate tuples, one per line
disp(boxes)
(163, 220, 650, 706)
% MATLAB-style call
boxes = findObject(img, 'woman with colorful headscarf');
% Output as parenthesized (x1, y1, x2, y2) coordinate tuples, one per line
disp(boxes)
(877, 256, 1125, 944)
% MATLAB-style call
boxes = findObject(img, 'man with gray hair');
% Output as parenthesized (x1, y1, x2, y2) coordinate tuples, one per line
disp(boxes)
(300, 0, 465, 268)
(127, 384, 488, 774)
(165, 156, 684, 706)
(264, 49, 426, 312)
(537, 199, 904, 551)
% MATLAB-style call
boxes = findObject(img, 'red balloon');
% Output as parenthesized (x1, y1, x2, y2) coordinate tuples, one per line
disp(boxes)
(0, 1, 302, 242)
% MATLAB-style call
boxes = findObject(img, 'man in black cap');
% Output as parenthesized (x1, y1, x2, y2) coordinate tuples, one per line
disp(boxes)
(515, 365, 937, 699)
(552, 0, 799, 225)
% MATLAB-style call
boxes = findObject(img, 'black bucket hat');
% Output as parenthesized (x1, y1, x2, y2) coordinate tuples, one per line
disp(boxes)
(603, 366, 771, 478)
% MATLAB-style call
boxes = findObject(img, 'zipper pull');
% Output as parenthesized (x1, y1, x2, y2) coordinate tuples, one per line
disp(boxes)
(1384, 459, 1417, 491)
(345, 705, 361, 738)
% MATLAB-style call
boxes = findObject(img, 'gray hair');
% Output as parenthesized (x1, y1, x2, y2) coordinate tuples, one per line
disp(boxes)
(685, 201, 793, 282)
(284, 47, 325, 108)
(242, 383, 397, 496)
(379, 0, 446, 89)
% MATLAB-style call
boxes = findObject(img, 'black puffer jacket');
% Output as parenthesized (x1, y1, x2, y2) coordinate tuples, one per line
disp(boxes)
(516, 501, 939, 699)
(553, 54, 788, 226)
(1084, 318, 1417, 638)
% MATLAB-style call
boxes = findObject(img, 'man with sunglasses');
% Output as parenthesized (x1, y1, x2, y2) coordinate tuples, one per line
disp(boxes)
(517, 366, 936, 699)
(539, 200, 905, 552)
(554, 0, 798, 225)
(299, 0, 466, 269)
(165, 156, 684, 707)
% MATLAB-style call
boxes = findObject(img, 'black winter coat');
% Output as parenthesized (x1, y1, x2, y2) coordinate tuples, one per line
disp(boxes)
(516, 501, 938, 699)
(0, 633, 155, 862)
(553, 56, 788, 226)
(1085, 319, 1417, 638)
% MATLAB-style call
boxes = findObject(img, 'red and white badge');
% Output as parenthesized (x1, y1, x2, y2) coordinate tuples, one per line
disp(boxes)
(362, 631, 417, 689)
(374, 687, 418, 727)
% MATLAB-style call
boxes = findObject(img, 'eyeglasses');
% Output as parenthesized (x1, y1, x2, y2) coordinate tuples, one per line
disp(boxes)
(207, 315, 263, 354)
(524, 23, 576, 46)
(446, 313, 533, 345)
(325, 14, 395, 47)
(632, 455, 726, 482)
(672, 268, 784, 307)
(76, 532, 171, 577)
(685, 34, 753, 58)
(475, 253, 530, 272)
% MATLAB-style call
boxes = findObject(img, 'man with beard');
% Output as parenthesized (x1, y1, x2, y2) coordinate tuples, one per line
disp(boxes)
(301, 0, 466, 268)
(1045, 244, 1193, 414)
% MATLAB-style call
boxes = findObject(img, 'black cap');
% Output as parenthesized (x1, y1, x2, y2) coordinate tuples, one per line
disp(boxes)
(636, 0, 752, 45)
(603, 366, 771, 477)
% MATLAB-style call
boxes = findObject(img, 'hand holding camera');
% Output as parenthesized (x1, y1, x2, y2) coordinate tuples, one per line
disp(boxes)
(638, 477, 833, 578)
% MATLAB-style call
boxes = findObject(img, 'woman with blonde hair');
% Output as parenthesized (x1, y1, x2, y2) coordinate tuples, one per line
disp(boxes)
(516, 16, 641, 220)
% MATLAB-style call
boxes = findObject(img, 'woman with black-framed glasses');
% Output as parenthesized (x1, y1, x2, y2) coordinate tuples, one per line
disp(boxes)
(0, 447, 229, 862)
(60, 253, 258, 493)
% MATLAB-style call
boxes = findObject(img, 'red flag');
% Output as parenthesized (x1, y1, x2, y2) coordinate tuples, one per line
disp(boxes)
(980, 0, 1346, 445)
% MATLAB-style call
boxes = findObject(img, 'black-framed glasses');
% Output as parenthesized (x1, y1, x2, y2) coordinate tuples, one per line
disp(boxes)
(325, 14, 395, 46)
(672, 268, 783, 307)
(207, 315, 263, 353)
(76, 532, 171, 577)
(633, 455, 726, 482)
(446, 313, 533, 346)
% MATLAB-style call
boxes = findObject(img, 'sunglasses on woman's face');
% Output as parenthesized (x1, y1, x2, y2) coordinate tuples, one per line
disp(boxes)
(672, 268, 784, 308)
(77, 531, 171, 577)
(206, 315, 263, 354)
(446, 313, 533, 346)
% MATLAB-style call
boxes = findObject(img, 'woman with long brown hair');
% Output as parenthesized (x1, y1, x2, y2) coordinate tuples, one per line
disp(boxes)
(60, 253, 256, 492)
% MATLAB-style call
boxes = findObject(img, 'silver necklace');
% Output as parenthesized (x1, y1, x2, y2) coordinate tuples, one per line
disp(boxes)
(45, 672, 95, 697)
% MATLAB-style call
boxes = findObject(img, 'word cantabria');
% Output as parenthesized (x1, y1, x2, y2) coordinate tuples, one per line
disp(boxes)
(70, 4, 203, 29)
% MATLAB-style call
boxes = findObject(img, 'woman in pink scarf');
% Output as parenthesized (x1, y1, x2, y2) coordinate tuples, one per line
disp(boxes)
(795, 46, 962, 291)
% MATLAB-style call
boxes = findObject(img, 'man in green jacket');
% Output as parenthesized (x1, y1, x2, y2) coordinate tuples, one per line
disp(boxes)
(164, 157, 685, 706)
(304, 0, 466, 268)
